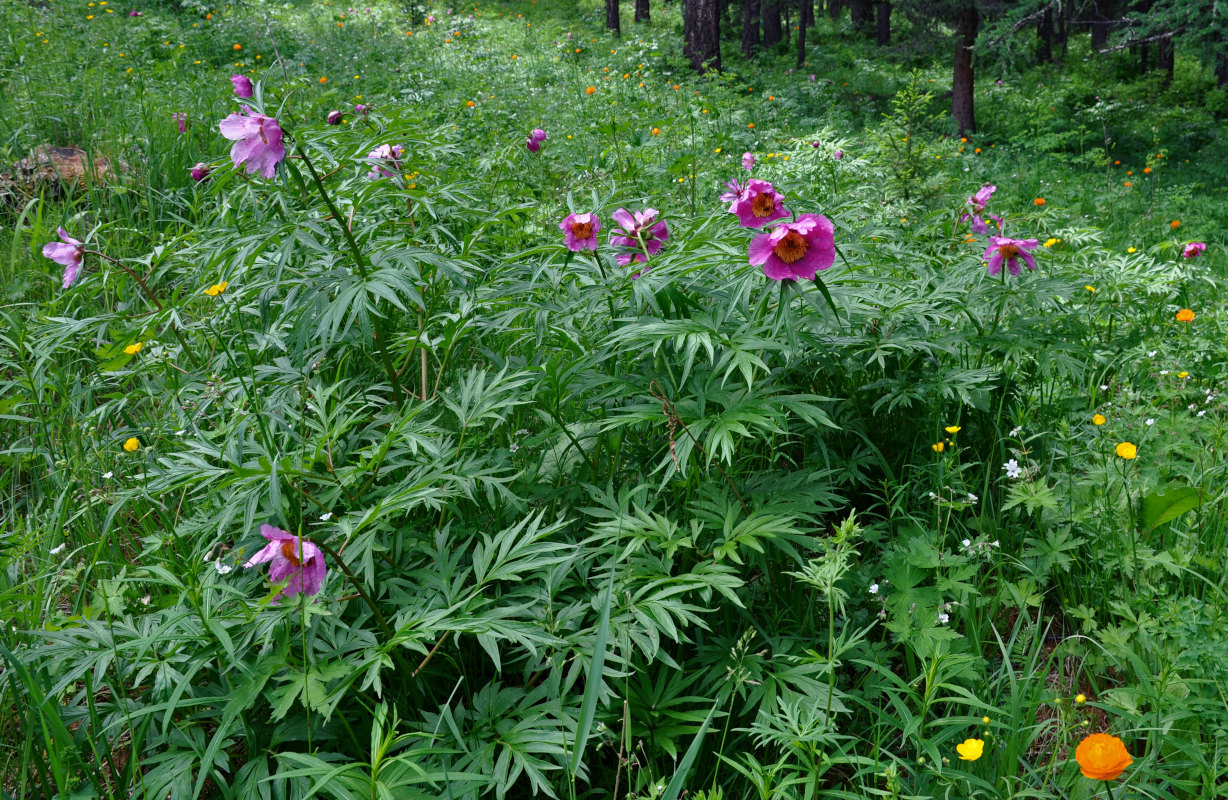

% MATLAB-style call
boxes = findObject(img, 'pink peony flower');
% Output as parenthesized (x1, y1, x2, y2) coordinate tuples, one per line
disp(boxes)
(833, 149, 843, 160)
(610, 207, 669, 269)
(327, 110, 342, 125)
(526, 128, 547, 153)
(983, 236, 1039, 277)
(243, 524, 326, 603)
(742, 152, 755, 171)
(719, 178, 745, 203)
(366, 144, 404, 178)
(190, 162, 211, 182)
(729, 178, 790, 228)
(172, 112, 187, 133)
(355, 103, 368, 115)
(559, 212, 601, 251)
(43, 227, 86, 288)
(962, 183, 1002, 234)
(748, 214, 836, 281)
(219, 112, 285, 178)
(231, 74, 253, 98)
(1183, 242, 1206, 259)
(129, 9, 143, 16)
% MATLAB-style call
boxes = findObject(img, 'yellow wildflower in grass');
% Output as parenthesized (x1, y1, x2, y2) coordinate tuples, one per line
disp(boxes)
(1116, 442, 1137, 460)
(1092, 414, 1106, 426)
(1085, 285, 1096, 292)
(945, 426, 961, 434)
(124, 342, 142, 355)
(1076, 693, 1087, 704)
(1178, 371, 1189, 378)
(1043, 238, 1059, 247)
(981, 716, 990, 724)
(123, 437, 140, 452)
(931, 442, 945, 453)
(1127, 247, 1136, 253)
(956, 739, 985, 761)
(204, 281, 229, 296)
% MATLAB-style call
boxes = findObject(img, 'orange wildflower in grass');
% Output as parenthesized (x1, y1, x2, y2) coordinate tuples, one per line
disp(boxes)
(1034, 198, 1045, 206)
(1144, 166, 1151, 174)
(748, 122, 755, 129)
(975, 147, 981, 153)
(1075, 733, 1133, 781)
(1175, 308, 1195, 322)
(1124, 181, 1133, 187)
(466, 99, 475, 106)
(320, 76, 327, 83)
(1127, 170, 1133, 176)
(586, 86, 596, 95)
(1113, 159, 1120, 165)
(233, 43, 242, 50)
(1116, 442, 1137, 460)
(1170, 220, 1181, 229)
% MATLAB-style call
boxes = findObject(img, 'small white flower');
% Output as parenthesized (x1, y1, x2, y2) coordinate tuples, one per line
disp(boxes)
(175, 429, 185, 436)
(1189, 403, 1198, 410)
(515, 428, 530, 437)
(990, 540, 1000, 547)
(50, 543, 67, 556)
(1145, 418, 1155, 426)
(1161, 370, 1169, 375)
(961, 539, 971, 548)
(1009, 426, 1023, 437)
(141, 595, 151, 605)
(967, 493, 978, 502)
(214, 561, 233, 575)
(509, 443, 520, 453)
(938, 613, 950, 624)
(869, 583, 880, 594)
(1003, 459, 1022, 478)
(1099, 384, 1108, 391)
(320, 512, 333, 521)
(102, 471, 113, 479)
(1198, 410, 1207, 417)
(1148, 350, 1157, 357)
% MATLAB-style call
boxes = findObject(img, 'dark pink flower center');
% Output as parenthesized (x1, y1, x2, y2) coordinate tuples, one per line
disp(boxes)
(570, 220, 594, 240)
(773, 230, 809, 264)
(997, 243, 1020, 259)
(279, 540, 303, 566)
(751, 193, 777, 218)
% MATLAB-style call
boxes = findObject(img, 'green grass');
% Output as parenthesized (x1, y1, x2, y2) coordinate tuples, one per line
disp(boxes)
(1, 0, 1227, 798)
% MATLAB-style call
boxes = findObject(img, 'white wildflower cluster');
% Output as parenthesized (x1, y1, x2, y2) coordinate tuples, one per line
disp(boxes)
(926, 489, 978, 507)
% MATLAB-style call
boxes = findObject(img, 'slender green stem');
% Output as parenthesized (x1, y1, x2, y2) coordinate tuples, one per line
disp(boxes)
(290, 148, 406, 409)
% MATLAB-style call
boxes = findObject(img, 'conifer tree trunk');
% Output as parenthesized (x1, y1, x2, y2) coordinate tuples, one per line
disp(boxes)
(742, 0, 761, 57)
(876, 1, 891, 46)
(1037, 6, 1053, 63)
(635, 0, 650, 23)
(829, 0, 842, 21)
(685, 0, 721, 71)
(797, 0, 813, 67)
(763, 0, 783, 47)
(606, 0, 621, 34)
(850, 0, 872, 31)
(1158, 36, 1173, 83)
(951, 3, 978, 135)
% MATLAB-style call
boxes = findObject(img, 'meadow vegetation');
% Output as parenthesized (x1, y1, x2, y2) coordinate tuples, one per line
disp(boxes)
(1, 0, 1227, 797)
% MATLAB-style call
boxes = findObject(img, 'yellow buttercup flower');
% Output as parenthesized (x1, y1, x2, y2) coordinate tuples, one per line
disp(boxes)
(945, 426, 961, 434)
(931, 442, 945, 453)
(1076, 694, 1086, 704)
(1116, 442, 1137, 459)
(123, 437, 140, 452)
(1127, 247, 1136, 253)
(1177, 371, 1189, 378)
(956, 738, 984, 761)
(1043, 238, 1059, 248)
(124, 342, 142, 355)
(1092, 414, 1105, 426)
(204, 281, 229, 296)
(981, 716, 990, 724)
(1085, 285, 1096, 293)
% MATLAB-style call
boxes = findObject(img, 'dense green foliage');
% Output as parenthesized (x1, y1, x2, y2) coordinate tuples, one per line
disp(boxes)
(1, 1, 1227, 798)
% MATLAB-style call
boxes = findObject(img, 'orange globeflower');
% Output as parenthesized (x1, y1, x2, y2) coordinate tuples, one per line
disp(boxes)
(1075, 733, 1133, 781)
(1175, 308, 1195, 322)
(1143, 167, 1151, 174)
(1034, 198, 1045, 206)
(748, 122, 755, 129)
(320, 76, 327, 83)
(233, 43, 242, 50)
(586, 86, 596, 95)
(466, 100, 475, 107)
(1113, 159, 1120, 165)
(1170, 220, 1181, 229)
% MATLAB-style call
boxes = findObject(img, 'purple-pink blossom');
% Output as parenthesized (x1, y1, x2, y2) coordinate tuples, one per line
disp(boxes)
(526, 128, 547, 153)
(962, 183, 1001, 234)
(559, 212, 601, 251)
(190, 162, 211, 182)
(355, 103, 368, 115)
(833, 149, 843, 160)
(219, 112, 285, 178)
(1183, 242, 1206, 259)
(243, 524, 326, 603)
(231, 74, 253, 98)
(366, 144, 404, 179)
(742, 152, 755, 171)
(719, 178, 745, 203)
(610, 207, 669, 269)
(172, 112, 187, 133)
(43, 228, 86, 289)
(729, 178, 790, 228)
(983, 236, 1039, 277)
(129, 9, 143, 16)
(327, 110, 342, 125)
(748, 214, 836, 281)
